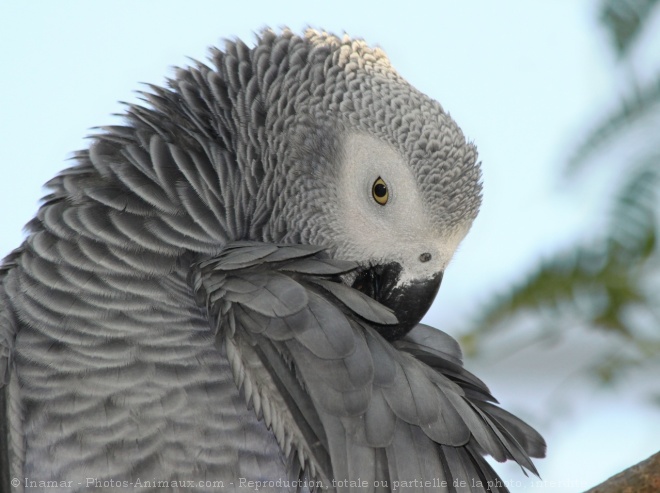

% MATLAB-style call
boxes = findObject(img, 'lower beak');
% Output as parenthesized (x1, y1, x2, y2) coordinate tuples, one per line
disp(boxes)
(351, 263, 443, 340)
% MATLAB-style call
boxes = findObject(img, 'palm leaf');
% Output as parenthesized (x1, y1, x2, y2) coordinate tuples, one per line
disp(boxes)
(461, 0, 660, 394)
(565, 74, 660, 174)
(463, 245, 641, 348)
(599, 0, 660, 57)
(463, 156, 659, 356)
(608, 153, 660, 258)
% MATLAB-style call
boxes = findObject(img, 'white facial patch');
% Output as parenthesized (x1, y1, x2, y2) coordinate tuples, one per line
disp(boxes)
(336, 133, 468, 285)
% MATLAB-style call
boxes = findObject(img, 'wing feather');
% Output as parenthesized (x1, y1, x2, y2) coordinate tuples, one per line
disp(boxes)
(194, 242, 546, 491)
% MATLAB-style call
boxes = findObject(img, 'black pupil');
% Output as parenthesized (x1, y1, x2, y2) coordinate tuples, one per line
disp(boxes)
(374, 183, 387, 197)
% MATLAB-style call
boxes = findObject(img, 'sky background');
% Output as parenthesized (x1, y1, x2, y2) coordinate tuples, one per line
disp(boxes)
(1, 1, 659, 491)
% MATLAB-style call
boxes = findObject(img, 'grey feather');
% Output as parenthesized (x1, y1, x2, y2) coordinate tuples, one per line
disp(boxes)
(0, 28, 543, 493)
(478, 402, 547, 459)
(312, 279, 399, 325)
(195, 242, 545, 492)
(394, 323, 463, 366)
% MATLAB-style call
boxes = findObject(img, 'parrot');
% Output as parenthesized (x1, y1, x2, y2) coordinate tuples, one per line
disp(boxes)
(0, 28, 545, 492)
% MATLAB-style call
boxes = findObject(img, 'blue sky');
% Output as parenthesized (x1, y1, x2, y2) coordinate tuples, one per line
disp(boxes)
(1, 2, 658, 491)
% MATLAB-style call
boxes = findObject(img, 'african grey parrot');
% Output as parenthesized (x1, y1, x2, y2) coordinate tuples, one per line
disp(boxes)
(0, 29, 545, 492)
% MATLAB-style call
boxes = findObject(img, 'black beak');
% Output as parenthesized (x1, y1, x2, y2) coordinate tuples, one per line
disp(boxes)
(351, 263, 443, 340)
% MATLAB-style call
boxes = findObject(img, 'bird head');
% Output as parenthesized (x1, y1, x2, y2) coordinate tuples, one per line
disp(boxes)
(334, 133, 478, 339)
(261, 31, 482, 340)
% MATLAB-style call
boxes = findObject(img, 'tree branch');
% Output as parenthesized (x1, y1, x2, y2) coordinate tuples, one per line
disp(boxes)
(584, 450, 660, 492)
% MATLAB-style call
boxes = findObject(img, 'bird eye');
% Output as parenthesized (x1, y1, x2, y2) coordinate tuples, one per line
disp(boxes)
(372, 177, 389, 205)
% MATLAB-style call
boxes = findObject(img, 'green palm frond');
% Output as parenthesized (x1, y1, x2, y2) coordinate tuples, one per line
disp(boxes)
(609, 153, 660, 258)
(461, 0, 660, 396)
(463, 158, 659, 357)
(599, 0, 659, 57)
(566, 75, 660, 173)
(588, 350, 649, 385)
(463, 244, 641, 349)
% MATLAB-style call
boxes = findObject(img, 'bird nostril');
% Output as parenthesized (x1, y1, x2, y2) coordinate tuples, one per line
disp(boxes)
(419, 252, 432, 263)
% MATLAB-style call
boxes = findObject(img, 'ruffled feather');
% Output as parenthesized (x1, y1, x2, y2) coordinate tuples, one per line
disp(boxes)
(194, 242, 546, 492)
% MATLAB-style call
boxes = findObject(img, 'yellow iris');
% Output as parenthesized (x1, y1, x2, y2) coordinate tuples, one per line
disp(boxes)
(372, 177, 389, 205)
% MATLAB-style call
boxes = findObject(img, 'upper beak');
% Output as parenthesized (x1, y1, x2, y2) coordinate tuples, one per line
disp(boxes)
(351, 263, 443, 340)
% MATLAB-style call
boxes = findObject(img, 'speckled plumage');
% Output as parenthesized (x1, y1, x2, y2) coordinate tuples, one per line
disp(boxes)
(0, 29, 542, 492)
